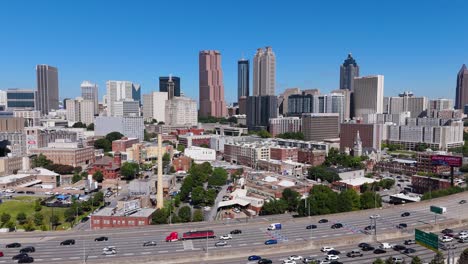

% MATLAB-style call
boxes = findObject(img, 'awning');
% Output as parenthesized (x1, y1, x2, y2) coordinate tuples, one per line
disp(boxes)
(218, 199, 250, 208)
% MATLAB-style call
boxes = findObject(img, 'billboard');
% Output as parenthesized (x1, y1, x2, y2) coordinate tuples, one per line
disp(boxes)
(430, 155, 462, 167)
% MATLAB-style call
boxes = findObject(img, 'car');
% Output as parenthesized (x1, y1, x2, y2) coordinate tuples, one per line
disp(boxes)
(326, 255, 339, 261)
(102, 249, 116, 255)
(248, 255, 261, 261)
(328, 250, 340, 255)
(458, 237, 468, 243)
(329, 262, 343, 264)
(215, 241, 227, 247)
(440, 236, 454, 243)
(393, 245, 406, 251)
(6, 242, 21, 248)
(331, 223, 343, 229)
(318, 219, 328, 223)
(143, 241, 157, 247)
(94, 236, 108, 242)
(392, 256, 404, 263)
(403, 248, 416, 254)
(230, 229, 242, 234)
(0, 251, 3, 257)
(373, 249, 386, 254)
(442, 228, 454, 235)
(306, 225, 317, 229)
(81, 216, 89, 223)
(4, 189, 15, 193)
(321, 246, 334, 252)
(44, 191, 53, 195)
(401, 212, 410, 217)
(379, 243, 392, 249)
(25, 191, 35, 194)
(397, 223, 408, 229)
(361, 245, 375, 251)
(364, 225, 375, 231)
(17, 191, 25, 194)
(404, 239, 416, 245)
(346, 250, 363, 257)
(358, 242, 371, 248)
(460, 200, 467, 204)
(258, 259, 273, 264)
(370, 214, 380, 219)
(288, 255, 303, 260)
(17, 256, 34, 263)
(264, 239, 278, 245)
(19, 246, 35, 253)
(316, 261, 331, 264)
(283, 260, 296, 264)
(60, 239, 75, 245)
(458, 233, 468, 239)
(303, 257, 318, 263)
(219, 234, 232, 240)
(12, 253, 29, 260)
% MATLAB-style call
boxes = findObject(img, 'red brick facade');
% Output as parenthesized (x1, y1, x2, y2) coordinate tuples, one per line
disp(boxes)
(91, 214, 153, 229)
(173, 156, 192, 172)
(87, 154, 122, 180)
(297, 149, 326, 166)
(270, 147, 298, 162)
(112, 137, 139, 152)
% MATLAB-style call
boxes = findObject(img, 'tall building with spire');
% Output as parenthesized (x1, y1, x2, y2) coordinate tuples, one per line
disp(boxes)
(166, 75, 175, 100)
(199, 50, 227, 118)
(253, 47, 276, 96)
(340, 54, 359, 91)
(238, 58, 249, 100)
(159, 76, 180, 97)
(455, 64, 468, 109)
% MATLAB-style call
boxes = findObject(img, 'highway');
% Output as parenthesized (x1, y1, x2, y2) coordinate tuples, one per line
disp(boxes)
(0, 192, 467, 263)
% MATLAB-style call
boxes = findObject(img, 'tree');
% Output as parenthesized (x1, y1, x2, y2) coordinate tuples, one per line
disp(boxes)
(307, 166, 341, 183)
(227, 116, 238, 124)
(177, 144, 185, 152)
(379, 178, 396, 189)
(16, 212, 27, 225)
(93, 192, 104, 206)
(1, 213, 11, 226)
(121, 162, 140, 180)
(93, 171, 104, 183)
(205, 189, 217, 206)
(459, 248, 468, 264)
(50, 215, 60, 229)
(260, 199, 288, 215)
(430, 251, 444, 264)
(306, 185, 338, 215)
(64, 208, 76, 224)
(34, 199, 42, 212)
(360, 191, 382, 209)
(72, 173, 82, 184)
(193, 209, 204, 222)
(32, 154, 52, 168)
(94, 138, 111, 152)
(179, 175, 194, 201)
(86, 123, 94, 131)
(72, 122, 87, 128)
(200, 143, 210, 148)
(373, 259, 384, 264)
(282, 188, 300, 212)
(338, 189, 361, 212)
(411, 256, 422, 264)
(105, 131, 124, 142)
(191, 186, 205, 205)
(385, 257, 396, 264)
(256, 130, 271, 138)
(152, 209, 168, 224)
(5, 221, 15, 231)
(33, 212, 44, 226)
(173, 195, 181, 207)
(23, 222, 35, 232)
(178, 206, 192, 223)
(208, 168, 228, 186)
(276, 132, 305, 140)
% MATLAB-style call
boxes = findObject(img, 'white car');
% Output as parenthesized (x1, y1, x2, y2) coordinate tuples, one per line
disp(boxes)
(321, 246, 334, 252)
(326, 255, 340, 261)
(102, 249, 116, 255)
(4, 189, 15, 193)
(288, 255, 303, 260)
(370, 214, 380, 219)
(44, 191, 53, 195)
(379, 243, 393, 249)
(219, 234, 232, 240)
(440, 236, 453, 243)
(458, 233, 468, 239)
(283, 260, 296, 264)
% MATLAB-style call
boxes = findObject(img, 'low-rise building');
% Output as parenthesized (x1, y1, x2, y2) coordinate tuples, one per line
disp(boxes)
(178, 134, 214, 148)
(173, 156, 192, 172)
(411, 175, 451, 194)
(297, 149, 326, 166)
(0, 167, 59, 189)
(268, 116, 301, 137)
(184, 146, 216, 163)
(224, 141, 271, 168)
(87, 153, 122, 180)
(112, 137, 139, 152)
(270, 146, 298, 162)
(257, 159, 310, 178)
(244, 172, 312, 200)
(0, 156, 26, 176)
(29, 141, 95, 167)
(332, 177, 377, 193)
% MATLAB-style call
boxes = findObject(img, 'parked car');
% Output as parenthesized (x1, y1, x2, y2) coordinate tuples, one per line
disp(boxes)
(60, 239, 75, 245)
(94, 236, 108, 242)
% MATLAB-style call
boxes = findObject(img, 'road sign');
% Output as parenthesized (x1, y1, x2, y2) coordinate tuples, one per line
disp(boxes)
(415, 229, 438, 252)
(430, 206, 444, 215)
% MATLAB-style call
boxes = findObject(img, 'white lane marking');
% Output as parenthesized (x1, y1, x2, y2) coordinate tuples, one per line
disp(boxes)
(253, 242, 261, 245)
(69, 257, 80, 259)
(175, 249, 184, 252)
(240, 243, 247, 246)
(88, 256, 97, 258)
(141, 252, 151, 255)
(124, 253, 135, 256)
(158, 250, 169, 253)
(52, 258, 63, 260)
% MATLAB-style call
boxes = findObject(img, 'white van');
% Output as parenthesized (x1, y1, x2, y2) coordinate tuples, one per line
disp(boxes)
(379, 243, 392, 249)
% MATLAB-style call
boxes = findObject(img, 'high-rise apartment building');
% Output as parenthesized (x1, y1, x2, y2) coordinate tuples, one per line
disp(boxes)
(159, 76, 181, 97)
(353, 75, 384, 118)
(6, 89, 36, 110)
(246, 96, 278, 131)
(81, 81, 99, 114)
(302, 113, 340, 141)
(456, 64, 468, 109)
(278, 88, 301, 116)
(199, 50, 227, 118)
(287, 92, 345, 122)
(95, 116, 144, 141)
(384, 92, 428, 118)
(142, 92, 168, 123)
(36, 65, 59, 115)
(113, 100, 140, 117)
(269, 116, 301, 137)
(106, 81, 140, 116)
(429, 98, 454, 112)
(339, 54, 359, 91)
(253, 47, 276, 96)
(65, 98, 95, 125)
(238, 59, 250, 100)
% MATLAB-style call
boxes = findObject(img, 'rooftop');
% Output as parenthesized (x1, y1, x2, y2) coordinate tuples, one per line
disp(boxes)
(338, 177, 377, 186)
(93, 207, 156, 218)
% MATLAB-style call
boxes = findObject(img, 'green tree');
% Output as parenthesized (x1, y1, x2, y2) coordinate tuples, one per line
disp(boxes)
(385, 257, 395, 264)
(93, 170, 104, 183)
(5, 221, 15, 231)
(1, 213, 11, 226)
(33, 199, 42, 212)
(121, 162, 140, 180)
(92, 192, 104, 206)
(179, 175, 194, 201)
(105, 131, 124, 142)
(178, 206, 192, 223)
(282, 188, 300, 212)
(171, 214, 181, 223)
(33, 213, 44, 226)
(260, 199, 288, 215)
(72, 173, 82, 184)
(86, 123, 94, 131)
(256, 129, 271, 138)
(430, 251, 444, 264)
(16, 212, 27, 225)
(276, 132, 305, 140)
(64, 208, 76, 224)
(379, 178, 396, 189)
(173, 195, 181, 207)
(32, 153, 52, 168)
(338, 189, 361, 212)
(177, 144, 185, 152)
(50, 215, 60, 229)
(459, 248, 468, 264)
(205, 189, 217, 206)
(411, 256, 422, 264)
(72, 121, 86, 128)
(23, 222, 35, 232)
(152, 209, 168, 224)
(373, 259, 384, 264)
(191, 186, 205, 205)
(94, 138, 111, 152)
(193, 209, 204, 222)
(208, 167, 228, 186)
(307, 166, 341, 183)
(360, 191, 382, 209)
(307, 185, 338, 215)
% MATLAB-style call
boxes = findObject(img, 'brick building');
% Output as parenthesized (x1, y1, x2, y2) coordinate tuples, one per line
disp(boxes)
(173, 156, 192, 172)
(411, 175, 451, 194)
(112, 137, 139, 152)
(270, 146, 298, 162)
(87, 153, 122, 179)
(297, 149, 326, 166)
(29, 146, 95, 167)
(340, 122, 383, 152)
(91, 206, 155, 230)
(178, 134, 213, 148)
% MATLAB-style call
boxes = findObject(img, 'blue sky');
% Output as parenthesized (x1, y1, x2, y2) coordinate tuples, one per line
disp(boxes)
(0, 0, 467, 104)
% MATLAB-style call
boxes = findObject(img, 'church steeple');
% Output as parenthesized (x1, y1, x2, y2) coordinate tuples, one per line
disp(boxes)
(353, 130, 362, 157)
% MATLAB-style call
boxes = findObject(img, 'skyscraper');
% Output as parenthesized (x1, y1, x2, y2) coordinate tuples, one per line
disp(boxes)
(199, 50, 227, 118)
(81, 81, 99, 114)
(238, 59, 249, 100)
(166, 76, 175, 100)
(36, 65, 59, 115)
(353, 75, 384, 118)
(106, 81, 140, 117)
(159, 76, 181, 97)
(253, 47, 276, 96)
(455, 64, 468, 109)
(339, 53, 360, 91)
(246, 95, 278, 131)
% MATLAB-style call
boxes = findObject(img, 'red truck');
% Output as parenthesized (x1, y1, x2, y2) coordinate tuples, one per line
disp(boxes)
(165, 230, 215, 242)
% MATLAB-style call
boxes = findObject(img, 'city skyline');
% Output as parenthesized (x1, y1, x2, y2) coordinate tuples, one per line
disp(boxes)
(1, 1, 468, 104)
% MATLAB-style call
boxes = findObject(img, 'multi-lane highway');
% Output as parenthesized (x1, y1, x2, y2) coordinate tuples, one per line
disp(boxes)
(0, 192, 467, 264)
